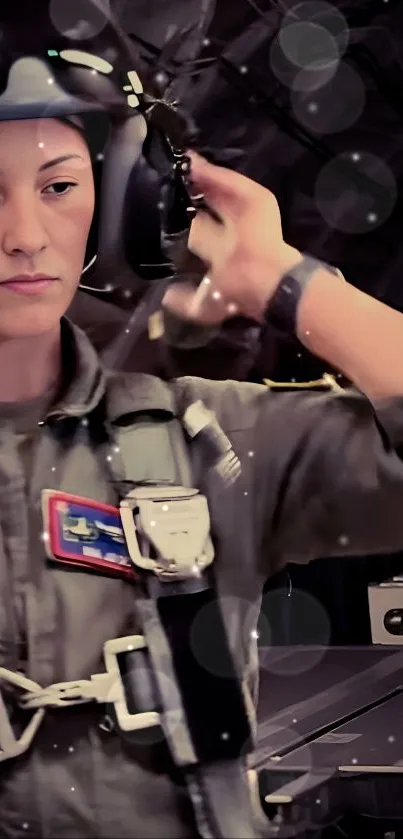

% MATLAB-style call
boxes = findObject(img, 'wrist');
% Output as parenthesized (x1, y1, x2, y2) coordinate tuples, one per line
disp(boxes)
(251, 245, 302, 322)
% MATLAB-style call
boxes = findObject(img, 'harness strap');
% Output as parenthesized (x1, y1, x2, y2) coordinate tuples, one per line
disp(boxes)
(107, 403, 260, 838)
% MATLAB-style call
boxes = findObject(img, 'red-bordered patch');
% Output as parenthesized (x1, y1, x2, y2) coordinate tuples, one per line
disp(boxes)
(42, 490, 135, 580)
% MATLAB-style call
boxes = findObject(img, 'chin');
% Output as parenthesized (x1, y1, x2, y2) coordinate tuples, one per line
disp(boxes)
(0, 303, 66, 341)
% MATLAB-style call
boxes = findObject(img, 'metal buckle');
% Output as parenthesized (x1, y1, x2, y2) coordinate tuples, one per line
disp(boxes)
(20, 636, 161, 734)
(103, 635, 160, 733)
(120, 486, 214, 581)
(0, 668, 45, 763)
(0, 635, 161, 761)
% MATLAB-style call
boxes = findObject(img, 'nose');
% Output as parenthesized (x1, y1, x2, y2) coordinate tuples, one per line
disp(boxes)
(2, 191, 50, 258)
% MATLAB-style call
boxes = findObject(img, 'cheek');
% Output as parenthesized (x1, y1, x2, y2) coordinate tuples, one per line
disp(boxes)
(58, 196, 95, 269)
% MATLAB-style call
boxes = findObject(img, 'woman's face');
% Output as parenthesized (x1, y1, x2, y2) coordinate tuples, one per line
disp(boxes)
(0, 117, 94, 339)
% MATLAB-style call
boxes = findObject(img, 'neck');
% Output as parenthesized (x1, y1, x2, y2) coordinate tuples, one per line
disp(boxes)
(0, 326, 61, 403)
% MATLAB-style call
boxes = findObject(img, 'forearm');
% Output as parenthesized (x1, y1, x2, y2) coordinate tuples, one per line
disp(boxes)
(296, 260, 403, 400)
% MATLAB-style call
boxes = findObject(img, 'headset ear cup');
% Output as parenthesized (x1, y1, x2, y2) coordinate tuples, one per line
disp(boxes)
(122, 156, 170, 281)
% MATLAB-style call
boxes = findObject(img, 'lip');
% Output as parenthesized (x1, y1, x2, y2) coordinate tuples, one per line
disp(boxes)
(0, 274, 59, 296)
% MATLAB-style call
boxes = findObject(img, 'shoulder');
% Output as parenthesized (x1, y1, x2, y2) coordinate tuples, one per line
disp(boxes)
(173, 376, 269, 432)
(103, 369, 353, 438)
(103, 369, 268, 430)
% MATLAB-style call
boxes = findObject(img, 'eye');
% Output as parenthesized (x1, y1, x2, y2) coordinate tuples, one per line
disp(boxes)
(43, 181, 78, 197)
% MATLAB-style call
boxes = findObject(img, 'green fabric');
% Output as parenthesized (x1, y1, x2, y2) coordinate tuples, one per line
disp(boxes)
(1, 319, 403, 836)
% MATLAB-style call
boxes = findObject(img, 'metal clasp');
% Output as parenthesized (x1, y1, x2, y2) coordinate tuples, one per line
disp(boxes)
(0, 635, 162, 762)
(120, 486, 214, 581)
(103, 635, 160, 733)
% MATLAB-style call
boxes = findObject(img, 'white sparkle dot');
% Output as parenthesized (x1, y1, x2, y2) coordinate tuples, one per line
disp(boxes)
(291, 378, 296, 383)
(125, 329, 130, 334)
(22, 823, 29, 830)
(388, 735, 395, 743)
(351, 152, 361, 162)
(71, 786, 75, 792)
(227, 302, 238, 315)
(292, 718, 297, 724)
(240, 65, 248, 74)
(338, 534, 349, 546)
(192, 564, 201, 575)
(367, 212, 378, 223)
(221, 731, 230, 740)
(212, 290, 222, 301)
(248, 451, 254, 458)
(68, 745, 74, 753)
(47, 77, 54, 84)
(106, 455, 112, 462)
(297, 353, 302, 358)
(150, 520, 156, 527)
(244, 491, 248, 496)
(162, 504, 169, 511)
(250, 629, 259, 640)
(42, 531, 50, 542)
(315, 799, 321, 805)
(104, 284, 113, 292)
(203, 37, 210, 46)
(123, 289, 132, 298)
(305, 330, 310, 336)
(113, 446, 120, 453)
(91, 69, 97, 75)
(81, 418, 89, 427)
(127, 644, 134, 651)
(51, 466, 56, 472)
(307, 102, 318, 113)
(53, 743, 58, 749)
(96, 153, 104, 161)
(351, 758, 358, 764)
(38, 142, 45, 148)
(158, 201, 165, 211)
(202, 276, 211, 286)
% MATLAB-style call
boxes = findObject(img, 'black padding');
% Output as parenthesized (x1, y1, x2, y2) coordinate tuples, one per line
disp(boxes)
(157, 586, 252, 763)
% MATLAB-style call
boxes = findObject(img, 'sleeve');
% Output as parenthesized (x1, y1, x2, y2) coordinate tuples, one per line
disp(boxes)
(175, 377, 403, 572)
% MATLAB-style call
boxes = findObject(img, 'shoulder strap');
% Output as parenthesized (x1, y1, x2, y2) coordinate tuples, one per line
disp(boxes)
(102, 372, 193, 489)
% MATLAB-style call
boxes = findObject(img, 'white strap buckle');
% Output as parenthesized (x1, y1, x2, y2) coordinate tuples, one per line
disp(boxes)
(0, 634, 161, 761)
(0, 668, 45, 763)
(120, 486, 215, 581)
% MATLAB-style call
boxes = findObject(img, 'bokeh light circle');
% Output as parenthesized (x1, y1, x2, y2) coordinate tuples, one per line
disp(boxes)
(259, 588, 331, 676)
(291, 61, 366, 134)
(189, 596, 266, 679)
(315, 151, 397, 234)
(283, 1, 350, 56)
(270, 30, 338, 92)
(279, 21, 340, 72)
(50, 0, 111, 40)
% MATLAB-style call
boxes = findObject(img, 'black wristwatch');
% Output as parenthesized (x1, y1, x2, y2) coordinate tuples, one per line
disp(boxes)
(264, 254, 341, 335)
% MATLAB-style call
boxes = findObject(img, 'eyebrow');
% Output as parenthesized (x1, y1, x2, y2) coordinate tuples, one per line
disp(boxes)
(38, 153, 84, 172)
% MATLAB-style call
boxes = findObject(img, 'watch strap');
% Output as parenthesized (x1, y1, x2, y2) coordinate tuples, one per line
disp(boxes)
(264, 254, 340, 334)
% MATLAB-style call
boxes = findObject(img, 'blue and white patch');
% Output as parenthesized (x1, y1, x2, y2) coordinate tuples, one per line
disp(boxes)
(42, 490, 135, 580)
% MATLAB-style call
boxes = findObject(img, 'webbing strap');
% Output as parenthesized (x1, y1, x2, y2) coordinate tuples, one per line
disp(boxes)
(112, 414, 192, 488)
(109, 410, 261, 838)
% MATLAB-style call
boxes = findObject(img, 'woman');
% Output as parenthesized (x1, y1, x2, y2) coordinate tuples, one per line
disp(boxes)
(0, 114, 203, 839)
(4, 78, 403, 839)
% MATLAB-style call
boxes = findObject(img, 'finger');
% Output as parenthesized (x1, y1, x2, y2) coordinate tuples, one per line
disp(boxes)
(163, 281, 225, 325)
(188, 210, 235, 266)
(187, 151, 262, 218)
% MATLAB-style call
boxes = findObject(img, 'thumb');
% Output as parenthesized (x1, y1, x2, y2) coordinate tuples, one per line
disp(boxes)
(188, 152, 257, 216)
